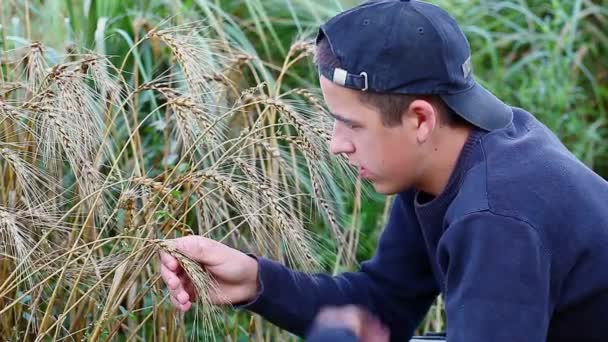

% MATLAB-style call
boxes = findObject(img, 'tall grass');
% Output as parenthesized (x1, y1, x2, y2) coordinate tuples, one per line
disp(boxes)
(0, 0, 606, 341)
(443, 0, 608, 174)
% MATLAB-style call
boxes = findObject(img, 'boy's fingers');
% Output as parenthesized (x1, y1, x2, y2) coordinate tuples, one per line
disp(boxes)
(315, 305, 370, 337)
(177, 272, 197, 298)
(168, 236, 224, 266)
(176, 290, 190, 304)
(180, 301, 192, 312)
(185, 281, 197, 299)
(160, 264, 180, 290)
(170, 294, 191, 312)
(170, 295, 190, 312)
(171, 265, 196, 298)
(161, 264, 196, 304)
(362, 316, 390, 342)
(158, 250, 178, 271)
(170, 295, 180, 308)
(170, 237, 208, 262)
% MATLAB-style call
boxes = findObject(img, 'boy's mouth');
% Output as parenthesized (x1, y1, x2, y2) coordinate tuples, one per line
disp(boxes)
(359, 166, 372, 179)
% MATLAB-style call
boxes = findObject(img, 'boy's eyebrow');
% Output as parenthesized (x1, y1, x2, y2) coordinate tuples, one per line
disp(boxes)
(330, 112, 362, 126)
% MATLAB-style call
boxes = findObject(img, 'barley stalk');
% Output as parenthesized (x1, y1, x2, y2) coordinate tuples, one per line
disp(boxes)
(118, 190, 137, 233)
(155, 240, 224, 338)
(0, 148, 56, 210)
(233, 159, 317, 270)
(132, 177, 180, 212)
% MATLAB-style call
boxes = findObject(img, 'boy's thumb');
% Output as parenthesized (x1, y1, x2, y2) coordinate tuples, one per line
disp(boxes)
(166, 236, 221, 265)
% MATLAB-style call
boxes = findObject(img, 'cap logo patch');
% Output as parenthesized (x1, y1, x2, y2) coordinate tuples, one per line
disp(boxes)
(462, 56, 472, 78)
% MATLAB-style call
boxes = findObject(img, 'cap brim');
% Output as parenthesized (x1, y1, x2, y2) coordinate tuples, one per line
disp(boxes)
(440, 82, 513, 131)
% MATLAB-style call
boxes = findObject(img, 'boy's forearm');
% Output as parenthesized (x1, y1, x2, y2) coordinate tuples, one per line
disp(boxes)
(238, 257, 373, 337)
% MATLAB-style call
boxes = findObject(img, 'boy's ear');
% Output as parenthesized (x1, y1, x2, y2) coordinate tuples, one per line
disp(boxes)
(402, 99, 437, 144)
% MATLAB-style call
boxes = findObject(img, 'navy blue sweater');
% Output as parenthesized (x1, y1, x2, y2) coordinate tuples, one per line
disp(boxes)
(242, 108, 608, 341)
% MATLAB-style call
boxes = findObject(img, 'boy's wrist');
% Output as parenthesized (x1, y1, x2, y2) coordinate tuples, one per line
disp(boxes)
(243, 254, 260, 302)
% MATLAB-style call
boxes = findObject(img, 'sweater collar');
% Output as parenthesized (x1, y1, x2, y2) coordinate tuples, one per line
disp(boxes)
(414, 127, 484, 210)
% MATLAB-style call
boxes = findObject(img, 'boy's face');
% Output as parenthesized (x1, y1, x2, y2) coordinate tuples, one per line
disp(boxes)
(320, 76, 427, 194)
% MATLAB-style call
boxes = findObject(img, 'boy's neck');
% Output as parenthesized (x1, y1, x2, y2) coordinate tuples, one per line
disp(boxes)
(415, 125, 473, 197)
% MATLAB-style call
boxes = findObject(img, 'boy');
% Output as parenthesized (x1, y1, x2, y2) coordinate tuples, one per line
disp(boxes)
(159, 1, 608, 341)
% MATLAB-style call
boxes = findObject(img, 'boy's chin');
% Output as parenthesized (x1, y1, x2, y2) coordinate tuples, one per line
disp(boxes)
(371, 181, 402, 195)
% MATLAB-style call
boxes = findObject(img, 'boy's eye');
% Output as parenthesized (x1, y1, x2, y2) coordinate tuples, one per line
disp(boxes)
(340, 120, 357, 129)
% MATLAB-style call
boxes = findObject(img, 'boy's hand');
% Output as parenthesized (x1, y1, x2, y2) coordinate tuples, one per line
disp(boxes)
(312, 306, 390, 342)
(158, 236, 259, 312)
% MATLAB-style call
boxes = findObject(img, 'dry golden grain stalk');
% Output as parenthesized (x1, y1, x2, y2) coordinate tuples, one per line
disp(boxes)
(182, 168, 286, 261)
(242, 94, 325, 158)
(306, 159, 344, 245)
(118, 190, 138, 233)
(154, 239, 224, 336)
(141, 84, 225, 152)
(168, 96, 222, 144)
(287, 40, 315, 59)
(0, 208, 35, 274)
(0, 148, 57, 211)
(231, 159, 318, 270)
(132, 177, 180, 212)
(147, 26, 222, 101)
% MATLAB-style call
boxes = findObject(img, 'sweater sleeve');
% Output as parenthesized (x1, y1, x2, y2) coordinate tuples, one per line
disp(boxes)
(240, 193, 439, 340)
(437, 211, 552, 342)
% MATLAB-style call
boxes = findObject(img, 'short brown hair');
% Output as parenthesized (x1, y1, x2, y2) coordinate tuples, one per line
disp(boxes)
(314, 38, 468, 127)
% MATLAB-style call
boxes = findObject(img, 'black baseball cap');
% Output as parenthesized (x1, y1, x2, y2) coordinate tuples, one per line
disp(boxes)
(316, 0, 513, 131)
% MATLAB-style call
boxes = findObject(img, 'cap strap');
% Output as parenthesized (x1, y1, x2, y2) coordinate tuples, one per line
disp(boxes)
(318, 66, 369, 92)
